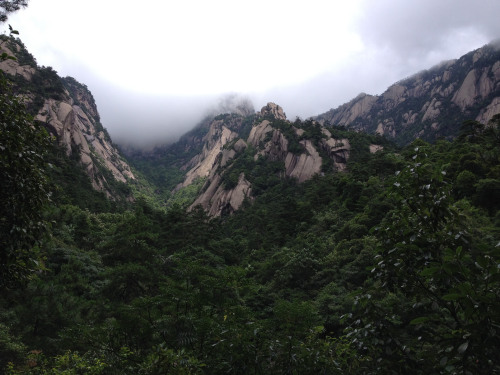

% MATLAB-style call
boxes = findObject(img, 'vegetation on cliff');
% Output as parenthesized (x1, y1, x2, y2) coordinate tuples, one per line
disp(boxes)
(2, 111, 499, 373)
(1, 14, 499, 373)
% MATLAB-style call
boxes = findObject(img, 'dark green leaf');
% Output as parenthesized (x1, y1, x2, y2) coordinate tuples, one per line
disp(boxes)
(410, 316, 429, 325)
(442, 293, 462, 301)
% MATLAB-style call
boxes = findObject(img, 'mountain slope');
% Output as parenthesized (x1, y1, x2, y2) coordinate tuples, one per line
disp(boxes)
(131, 41, 500, 216)
(0, 36, 135, 200)
(171, 103, 386, 216)
(315, 41, 500, 144)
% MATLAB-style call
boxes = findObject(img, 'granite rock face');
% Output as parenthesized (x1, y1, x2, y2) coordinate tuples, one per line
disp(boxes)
(260, 102, 287, 121)
(1, 39, 135, 199)
(179, 120, 239, 188)
(36, 96, 135, 196)
(0, 43, 36, 79)
(315, 41, 500, 144)
(177, 103, 378, 216)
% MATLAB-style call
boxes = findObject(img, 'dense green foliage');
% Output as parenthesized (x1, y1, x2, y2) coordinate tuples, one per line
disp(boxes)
(2, 109, 499, 373)
(44, 142, 128, 213)
(0, 70, 51, 289)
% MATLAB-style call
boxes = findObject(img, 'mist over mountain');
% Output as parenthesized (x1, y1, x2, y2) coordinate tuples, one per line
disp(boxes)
(89, 87, 211, 147)
(315, 40, 500, 144)
(207, 93, 255, 118)
(7, 0, 500, 152)
(93, 85, 257, 148)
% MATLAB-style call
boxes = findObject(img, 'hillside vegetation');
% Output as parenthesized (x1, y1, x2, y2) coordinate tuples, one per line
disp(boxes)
(2, 113, 499, 373)
(1, 28, 500, 374)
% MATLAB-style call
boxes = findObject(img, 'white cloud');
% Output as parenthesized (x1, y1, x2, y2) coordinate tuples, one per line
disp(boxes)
(5, 0, 365, 95)
(3, 0, 500, 145)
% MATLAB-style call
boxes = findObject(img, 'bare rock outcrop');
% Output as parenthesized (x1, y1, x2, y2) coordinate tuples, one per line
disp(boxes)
(257, 129, 289, 161)
(1, 39, 135, 199)
(321, 129, 350, 171)
(370, 144, 384, 153)
(315, 41, 500, 144)
(36, 98, 134, 195)
(317, 93, 377, 126)
(178, 105, 379, 216)
(260, 102, 287, 121)
(247, 120, 273, 147)
(190, 173, 252, 216)
(383, 84, 407, 109)
(0, 44, 36, 80)
(477, 97, 500, 124)
(452, 70, 486, 110)
(285, 140, 322, 182)
(178, 121, 239, 189)
(0, 57, 35, 80)
(421, 98, 442, 122)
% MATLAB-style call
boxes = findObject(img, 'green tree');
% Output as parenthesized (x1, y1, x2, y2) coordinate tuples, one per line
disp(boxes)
(0, 70, 52, 289)
(0, 0, 28, 23)
(348, 145, 500, 373)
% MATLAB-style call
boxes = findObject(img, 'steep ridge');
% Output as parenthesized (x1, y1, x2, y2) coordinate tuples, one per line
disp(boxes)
(37, 79, 135, 195)
(178, 103, 380, 216)
(315, 41, 500, 144)
(0, 37, 135, 199)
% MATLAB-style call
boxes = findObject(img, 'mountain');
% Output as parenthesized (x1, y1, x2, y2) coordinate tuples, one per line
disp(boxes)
(315, 41, 500, 144)
(0, 36, 135, 200)
(153, 102, 386, 216)
(2, 34, 500, 374)
(3, 35, 500, 214)
(134, 41, 500, 216)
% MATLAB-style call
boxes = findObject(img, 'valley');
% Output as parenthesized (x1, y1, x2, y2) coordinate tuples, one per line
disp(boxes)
(1, 31, 500, 374)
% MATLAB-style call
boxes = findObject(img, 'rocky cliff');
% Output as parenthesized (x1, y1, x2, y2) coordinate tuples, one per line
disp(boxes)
(177, 103, 379, 216)
(315, 41, 500, 145)
(0, 37, 135, 199)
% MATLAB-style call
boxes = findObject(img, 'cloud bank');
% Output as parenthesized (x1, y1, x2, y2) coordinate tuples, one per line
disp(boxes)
(3, 0, 500, 146)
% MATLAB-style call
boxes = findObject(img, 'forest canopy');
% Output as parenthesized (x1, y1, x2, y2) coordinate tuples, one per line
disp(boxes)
(1, 115, 499, 374)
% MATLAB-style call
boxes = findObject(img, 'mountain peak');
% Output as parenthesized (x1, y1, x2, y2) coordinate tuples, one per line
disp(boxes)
(169, 106, 380, 216)
(315, 40, 500, 144)
(260, 102, 287, 121)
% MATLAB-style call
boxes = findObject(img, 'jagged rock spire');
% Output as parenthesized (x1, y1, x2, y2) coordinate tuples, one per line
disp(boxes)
(260, 102, 287, 121)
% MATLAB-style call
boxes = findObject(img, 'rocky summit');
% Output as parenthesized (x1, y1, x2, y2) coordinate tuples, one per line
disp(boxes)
(315, 41, 500, 144)
(173, 102, 379, 216)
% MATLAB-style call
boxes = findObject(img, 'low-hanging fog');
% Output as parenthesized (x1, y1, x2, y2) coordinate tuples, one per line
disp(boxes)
(91, 85, 218, 147)
(89, 83, 257, 148)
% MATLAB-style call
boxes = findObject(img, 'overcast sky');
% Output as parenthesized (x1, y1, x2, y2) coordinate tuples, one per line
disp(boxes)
(3, 0, 500, 146)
